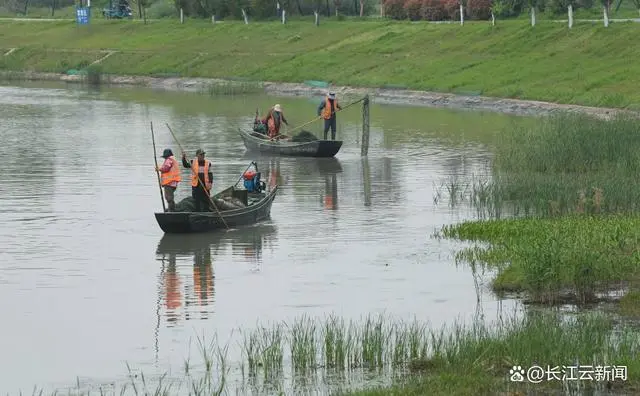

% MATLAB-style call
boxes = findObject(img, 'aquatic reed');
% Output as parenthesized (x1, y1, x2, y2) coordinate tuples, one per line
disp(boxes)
(27, 311, 640, 395)
(432, 111, 640, 304)
(435, 112, 640, 218)
(289, 315, 317, 373)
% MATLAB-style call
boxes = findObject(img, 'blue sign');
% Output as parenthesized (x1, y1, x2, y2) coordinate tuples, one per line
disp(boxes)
(76, 7, 90, 25)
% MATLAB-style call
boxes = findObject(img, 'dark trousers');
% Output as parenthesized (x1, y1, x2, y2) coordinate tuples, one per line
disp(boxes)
(323, 117, 337, 140)
(192, 186, 211, 212)
(163, 185, 176, 211)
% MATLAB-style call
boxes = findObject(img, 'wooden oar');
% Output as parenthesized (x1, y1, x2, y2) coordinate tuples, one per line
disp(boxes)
(165, 123, 230, 230)
(150, 121, 166, 212)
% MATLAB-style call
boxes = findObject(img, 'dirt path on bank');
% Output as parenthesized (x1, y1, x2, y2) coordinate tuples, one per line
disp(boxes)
(1, 71, 630, 119)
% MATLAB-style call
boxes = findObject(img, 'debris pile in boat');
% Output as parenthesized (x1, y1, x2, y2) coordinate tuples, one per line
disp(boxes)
(253, 121, 267, 134)
(291, 130, 318, 142)
(174, 196, 246, 212)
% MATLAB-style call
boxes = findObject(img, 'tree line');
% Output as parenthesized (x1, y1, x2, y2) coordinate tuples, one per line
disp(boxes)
(1, 0, 637, 22)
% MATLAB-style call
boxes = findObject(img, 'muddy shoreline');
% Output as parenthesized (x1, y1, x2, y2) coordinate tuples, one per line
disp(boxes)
(0, 71, 630, 118)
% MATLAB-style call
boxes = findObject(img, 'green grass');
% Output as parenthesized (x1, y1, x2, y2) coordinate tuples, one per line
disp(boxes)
(2, 19, 640, 108)
(0, 6, 77, 19)
(494, 113, 640, 174)
(437, 214, 640, 303)
(28, 312, 640, 395)
(435, 113, 640, 218)
(432, 112, 640, 305)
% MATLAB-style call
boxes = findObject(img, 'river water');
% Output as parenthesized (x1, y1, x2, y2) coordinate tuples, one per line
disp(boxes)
(0, 82, 523, 394)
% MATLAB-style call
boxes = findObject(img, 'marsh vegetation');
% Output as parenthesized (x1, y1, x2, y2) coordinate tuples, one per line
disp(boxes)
(434, 113, 640, 306)
(32, 312, 640, 395)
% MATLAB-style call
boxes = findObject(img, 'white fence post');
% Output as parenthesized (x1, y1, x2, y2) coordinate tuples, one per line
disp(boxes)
(530, 7, 536, 26)
(568, 5, 573, 28)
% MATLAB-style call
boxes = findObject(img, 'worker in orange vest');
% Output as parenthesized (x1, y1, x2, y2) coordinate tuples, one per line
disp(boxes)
(156, 148, 182, 212)
(181, 148, 213, 212)
(317, 92, 342, 140)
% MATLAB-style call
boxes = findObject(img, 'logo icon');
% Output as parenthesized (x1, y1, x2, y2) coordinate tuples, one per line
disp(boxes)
(510, 365, 526, 382)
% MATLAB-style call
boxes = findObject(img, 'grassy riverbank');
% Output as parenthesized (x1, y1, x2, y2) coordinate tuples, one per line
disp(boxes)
(433, 113, 640, 306)
(1, 19, 640, 108)
(32, 312, 640, 395)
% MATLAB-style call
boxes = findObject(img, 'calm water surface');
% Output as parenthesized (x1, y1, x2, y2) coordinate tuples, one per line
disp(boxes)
(0, 82, 522, 393)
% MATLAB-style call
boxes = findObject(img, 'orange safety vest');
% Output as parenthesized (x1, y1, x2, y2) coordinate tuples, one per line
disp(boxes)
(321, 98, 339, 120)
(161, 156, 182, 186)
(191, 158, 212, 190)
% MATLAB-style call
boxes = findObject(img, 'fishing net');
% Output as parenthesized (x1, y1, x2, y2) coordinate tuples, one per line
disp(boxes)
(174, 196, 246, 212)
(291, 130, 318, 142)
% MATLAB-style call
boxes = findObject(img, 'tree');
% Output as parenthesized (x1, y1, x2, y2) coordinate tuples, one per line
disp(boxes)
(467, 0, 492, 19)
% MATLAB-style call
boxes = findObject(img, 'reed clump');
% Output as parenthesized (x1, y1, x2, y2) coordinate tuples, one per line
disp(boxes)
(29, 312, 640, 395)
(495, 112, 640, 174)
(436, 112, 640, 218)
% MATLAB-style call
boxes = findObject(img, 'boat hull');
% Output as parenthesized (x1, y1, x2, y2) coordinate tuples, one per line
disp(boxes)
(154, 186, 278, 234)
(239, 129, 342, 158)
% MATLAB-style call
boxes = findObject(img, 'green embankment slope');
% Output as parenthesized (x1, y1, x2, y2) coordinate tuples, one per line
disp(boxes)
(1, 19, 639, 108)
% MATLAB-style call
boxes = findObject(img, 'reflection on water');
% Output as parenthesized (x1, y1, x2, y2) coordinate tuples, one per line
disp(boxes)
(266, 158, 284, 191)
(362, 157, 372, 207)
(155, 224, 278, 327)
(323, 174, 339, 210)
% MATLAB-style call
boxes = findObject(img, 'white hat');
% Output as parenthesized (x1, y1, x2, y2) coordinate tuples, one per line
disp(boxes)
(274, 104, 282, 112)
(328, 92, 336, 99)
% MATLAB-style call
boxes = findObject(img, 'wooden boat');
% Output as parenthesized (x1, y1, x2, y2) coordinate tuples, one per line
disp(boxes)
(154, 177, 279, 234)
(238, 128, 343, 158)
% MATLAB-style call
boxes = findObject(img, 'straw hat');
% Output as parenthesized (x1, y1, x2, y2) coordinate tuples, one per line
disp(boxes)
(274, 104, 282, 112)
